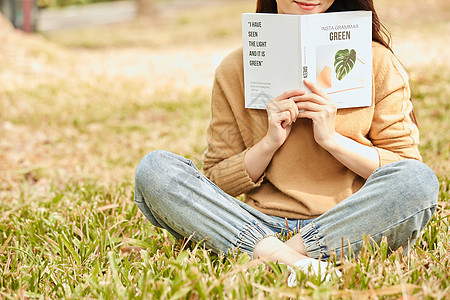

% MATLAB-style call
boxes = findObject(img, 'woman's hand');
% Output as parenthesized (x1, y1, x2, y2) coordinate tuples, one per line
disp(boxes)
(295, 79, 379, 178)
(246, 81, 379, 181)
(265, 89, 306, 151)
(295, 80, 337, 150)
(244, 89, 306, 182)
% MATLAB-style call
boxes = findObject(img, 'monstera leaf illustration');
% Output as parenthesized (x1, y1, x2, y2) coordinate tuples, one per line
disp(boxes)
(334, 49, 356, 80)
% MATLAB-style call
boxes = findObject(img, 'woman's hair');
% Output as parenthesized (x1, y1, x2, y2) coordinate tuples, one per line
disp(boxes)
(255, 0, 392, 52)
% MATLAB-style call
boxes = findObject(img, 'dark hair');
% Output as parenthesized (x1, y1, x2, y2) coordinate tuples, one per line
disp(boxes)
(255, 0, 392, 52)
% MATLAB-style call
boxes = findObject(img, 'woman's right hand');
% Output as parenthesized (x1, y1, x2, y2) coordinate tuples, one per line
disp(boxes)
(265, 89, 306, 150)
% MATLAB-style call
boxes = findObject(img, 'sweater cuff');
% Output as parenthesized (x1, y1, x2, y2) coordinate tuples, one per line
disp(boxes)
(217, 149, 265, 196)
(374, 147, 403, 167)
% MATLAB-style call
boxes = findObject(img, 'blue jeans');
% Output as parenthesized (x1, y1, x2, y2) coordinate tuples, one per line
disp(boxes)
(134, 150, 438, 260)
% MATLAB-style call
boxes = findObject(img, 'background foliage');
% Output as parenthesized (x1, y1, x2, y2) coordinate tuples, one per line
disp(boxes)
(37, 0, 170, 9)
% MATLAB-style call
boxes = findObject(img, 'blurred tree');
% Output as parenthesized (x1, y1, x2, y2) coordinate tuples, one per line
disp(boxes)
(0, 0, 16, 25)
(137, 0, 157, 17)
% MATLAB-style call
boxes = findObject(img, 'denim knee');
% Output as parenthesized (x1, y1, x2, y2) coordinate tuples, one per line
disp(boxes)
(134, 151, 169, 220)
(299, 159, 439, 260)
(135, 150, 175, 191)
(134, 150, 193, 240)
(372, 159, 439, 251)
(384, 159, 439, 209)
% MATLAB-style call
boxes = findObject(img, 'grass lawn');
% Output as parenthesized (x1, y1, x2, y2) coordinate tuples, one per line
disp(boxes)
(0, 0, 448, 298)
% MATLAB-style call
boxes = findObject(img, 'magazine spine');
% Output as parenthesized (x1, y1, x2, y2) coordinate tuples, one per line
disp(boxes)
(299, 16, 308, 90)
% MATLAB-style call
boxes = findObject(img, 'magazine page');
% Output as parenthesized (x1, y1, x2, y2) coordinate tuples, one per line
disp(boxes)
(242, 13, 302, 109)
(301, 11, 372, 108)
(242, 11, 372, 110)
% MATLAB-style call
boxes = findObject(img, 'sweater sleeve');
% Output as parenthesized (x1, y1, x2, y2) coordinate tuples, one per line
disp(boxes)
(203, 55, 264, 196)
(369, 45, 421, 166)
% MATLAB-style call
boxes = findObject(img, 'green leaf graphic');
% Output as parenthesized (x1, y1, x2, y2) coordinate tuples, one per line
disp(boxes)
(334, 49, 356, 80)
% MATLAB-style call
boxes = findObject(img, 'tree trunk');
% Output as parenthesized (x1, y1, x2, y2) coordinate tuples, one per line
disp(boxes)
(0, 0, 16, 26)
(137, 0, 157, 18)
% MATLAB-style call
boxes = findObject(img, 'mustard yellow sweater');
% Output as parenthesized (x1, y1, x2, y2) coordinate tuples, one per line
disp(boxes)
(203, 42, 421, 219)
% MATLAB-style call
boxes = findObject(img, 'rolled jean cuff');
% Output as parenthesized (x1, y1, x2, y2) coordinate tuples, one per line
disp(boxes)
(300, 222, 330, 260)
(235, 221, 276, 257)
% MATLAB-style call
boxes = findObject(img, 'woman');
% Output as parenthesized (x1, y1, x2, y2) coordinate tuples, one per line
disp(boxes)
(134, 0, 439, 277)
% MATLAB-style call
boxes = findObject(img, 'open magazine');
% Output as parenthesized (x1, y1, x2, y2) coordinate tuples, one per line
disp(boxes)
(242, 11, 372, 109)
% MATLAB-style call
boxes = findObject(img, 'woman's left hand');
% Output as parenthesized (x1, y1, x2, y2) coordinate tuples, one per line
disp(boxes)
(295, 80, 380, 178)
(294, 79, 337, 150)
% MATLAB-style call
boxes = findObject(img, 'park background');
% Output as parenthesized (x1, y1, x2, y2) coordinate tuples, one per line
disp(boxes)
(0, 0, 449, 298)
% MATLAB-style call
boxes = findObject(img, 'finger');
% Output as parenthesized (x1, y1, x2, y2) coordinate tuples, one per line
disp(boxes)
(298, 107, 336, 123)
(274, 89, 306, 101)
(303, 79, 330, 100)
(270, 111, 292, 128)
(296, 101, 324, 112)
(267, 99, 295, 112)
(268, 99, 299, 122)
(297, 110, 322, 123)
(292, 93, 329, 106)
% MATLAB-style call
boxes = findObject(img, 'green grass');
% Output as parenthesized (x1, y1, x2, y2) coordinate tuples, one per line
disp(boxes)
(410, 66, 450, 176)
(1, 0, 449, 298)
(0, 180, 448, 298)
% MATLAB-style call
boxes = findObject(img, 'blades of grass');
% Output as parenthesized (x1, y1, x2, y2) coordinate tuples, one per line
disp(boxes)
(122, 238, 151, 250)
(9, 247, 37, 264)
(0, 234, 12, 254)
(171, 286, 193, 300)
(107, 251, 125, 292)
(380, 236, 389, 261)
(60, 232, 81, 268)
